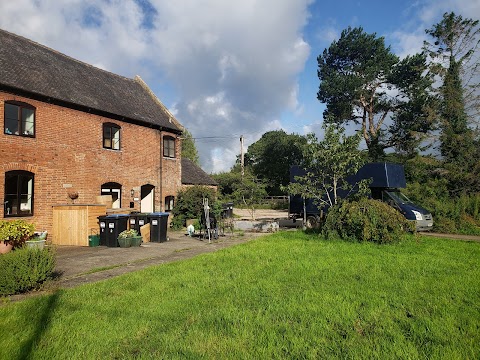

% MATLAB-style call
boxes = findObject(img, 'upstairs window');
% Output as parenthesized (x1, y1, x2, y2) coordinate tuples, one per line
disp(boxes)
(4, 102, 35, 137)
(4, 171, 34, 217)
(103, 123, 121, 150)
(163, 136, 175, 158)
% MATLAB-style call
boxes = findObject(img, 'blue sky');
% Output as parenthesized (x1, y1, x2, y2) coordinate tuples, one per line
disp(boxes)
(1, 0, 478, 172)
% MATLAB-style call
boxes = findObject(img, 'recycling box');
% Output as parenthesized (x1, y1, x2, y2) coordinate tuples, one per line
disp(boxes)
(129, 213, 150, 234)
(147, 212, 169, 243)
(98, 214, 129, 247)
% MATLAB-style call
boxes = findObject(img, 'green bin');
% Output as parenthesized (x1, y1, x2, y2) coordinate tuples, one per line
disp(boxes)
(88, 234, 100, 247)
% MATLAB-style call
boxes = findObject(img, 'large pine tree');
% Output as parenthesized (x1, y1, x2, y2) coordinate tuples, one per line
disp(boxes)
(317, 27, 434, 160)
(424, 12, 480, 192)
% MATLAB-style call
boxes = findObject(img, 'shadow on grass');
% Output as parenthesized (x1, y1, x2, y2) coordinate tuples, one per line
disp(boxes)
(16, 290, 61, 360)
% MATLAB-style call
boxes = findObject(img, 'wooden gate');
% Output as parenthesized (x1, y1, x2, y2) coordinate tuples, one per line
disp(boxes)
(52, 205, 106, 246)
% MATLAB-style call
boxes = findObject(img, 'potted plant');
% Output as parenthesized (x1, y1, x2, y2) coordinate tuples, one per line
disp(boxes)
(130, 233, 143, 247)
(0, 220, 35, 254)
(117, 229, 140, 248)
(25, 231, 48, 250)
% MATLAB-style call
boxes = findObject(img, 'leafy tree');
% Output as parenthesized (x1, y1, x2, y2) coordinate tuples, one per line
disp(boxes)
(245, 130, 306, 195)
(424, 12, 480, 193)
(317, 27, 434, 160)
(284, 124, 367, 226)
(232, 171, 267, 220)
(212, 170, 241, 199)
(181, 128, 200, 165)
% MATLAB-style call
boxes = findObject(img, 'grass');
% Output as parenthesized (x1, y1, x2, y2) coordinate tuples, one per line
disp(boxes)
(0, 232, 479, 359)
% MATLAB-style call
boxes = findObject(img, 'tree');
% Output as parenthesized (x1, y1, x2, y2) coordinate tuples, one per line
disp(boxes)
(424, 12, 480, 125)
(212, 170, 241, 199)
(245, 130, 306, 195)
(181, 128, 200, 165)
(284, 124, 366, 226)
(317, 27, 434, 160)
(424, 12, 480, 193)
(232, 171, 267, 220)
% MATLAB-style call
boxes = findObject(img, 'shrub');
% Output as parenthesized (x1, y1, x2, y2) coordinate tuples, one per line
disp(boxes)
(0, 220, 35, 248)
(0, 246, 56, 296)
(405, 183, 480, 234)
(171, 186, 220, 230)
(323, 198, 413, 244)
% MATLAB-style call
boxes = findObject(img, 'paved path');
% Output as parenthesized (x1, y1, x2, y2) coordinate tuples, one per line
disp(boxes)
(420, 232, 480, 242)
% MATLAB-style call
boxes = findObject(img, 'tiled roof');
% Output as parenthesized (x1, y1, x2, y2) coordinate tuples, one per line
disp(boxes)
(182, 158, 217, 186)
(0, 29, 181, 132)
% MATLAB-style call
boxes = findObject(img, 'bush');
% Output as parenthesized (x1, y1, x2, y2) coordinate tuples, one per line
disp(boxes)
(405, 181, 480, 234)
(171, 186, 220, 230)
(0, 220, 35, 248)
(0, 246, 56, 296)
(323, 198, 413, 244)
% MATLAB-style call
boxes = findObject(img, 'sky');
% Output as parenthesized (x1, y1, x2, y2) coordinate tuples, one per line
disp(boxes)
(0, 0, 479, 173)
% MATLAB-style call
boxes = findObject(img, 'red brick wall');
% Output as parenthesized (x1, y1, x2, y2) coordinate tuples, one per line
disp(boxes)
(0, 92, 182, 235)
(160, 133, 182, 209)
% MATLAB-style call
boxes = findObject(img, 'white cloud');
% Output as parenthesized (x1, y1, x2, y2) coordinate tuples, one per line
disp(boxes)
(0, 0, 313, 172)
(391, 0, 480, 58)
(148, 0, 313, 172)
(391, 30, 425, 59)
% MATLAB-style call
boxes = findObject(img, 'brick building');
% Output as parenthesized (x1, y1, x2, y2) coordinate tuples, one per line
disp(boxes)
(0, 29, 183, 236)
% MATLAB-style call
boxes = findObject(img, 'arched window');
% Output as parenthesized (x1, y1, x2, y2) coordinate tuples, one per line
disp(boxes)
(103, 123, 121, 150)
(101, 182, 122, 208)
(163, 136, 175, 158)
(4, 171, 34, 216)
(165, 196, 174, 211)
(4, 101, 35, 137)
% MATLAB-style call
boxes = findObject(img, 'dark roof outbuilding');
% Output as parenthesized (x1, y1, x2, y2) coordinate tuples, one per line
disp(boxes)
(181, 158, 218, 186)
(0, 29, 180, 132)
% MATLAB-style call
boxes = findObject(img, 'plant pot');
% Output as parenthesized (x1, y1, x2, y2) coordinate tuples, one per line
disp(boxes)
(117, 237, 132, 248)
(25, 240, 46, 250)
(130, 236, 142, 247)
(0, 241, 13, 254)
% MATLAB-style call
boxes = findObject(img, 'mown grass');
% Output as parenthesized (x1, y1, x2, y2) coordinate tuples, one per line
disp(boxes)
(0, 232, 479, 359)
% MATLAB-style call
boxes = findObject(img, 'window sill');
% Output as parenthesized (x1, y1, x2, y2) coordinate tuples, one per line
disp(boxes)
(4, 214, 34, 218)
(4, 132, 35, 138)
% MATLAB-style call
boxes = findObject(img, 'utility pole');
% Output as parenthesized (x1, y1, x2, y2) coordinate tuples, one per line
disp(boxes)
(240, 135, 244, 179)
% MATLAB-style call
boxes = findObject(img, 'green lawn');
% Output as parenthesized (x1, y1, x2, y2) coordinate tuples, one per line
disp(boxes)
(1, 232, 479, 359)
